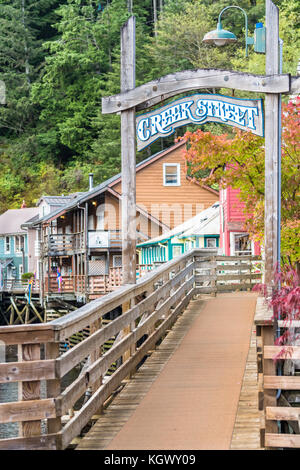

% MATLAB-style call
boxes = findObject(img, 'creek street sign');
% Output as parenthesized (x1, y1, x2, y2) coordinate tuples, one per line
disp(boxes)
(136, 93, 264, 151)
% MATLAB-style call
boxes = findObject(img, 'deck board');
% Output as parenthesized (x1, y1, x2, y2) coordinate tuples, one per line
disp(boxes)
(76, 293, 261, 450)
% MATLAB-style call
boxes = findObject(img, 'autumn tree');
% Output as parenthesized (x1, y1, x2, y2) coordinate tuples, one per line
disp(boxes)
(178, 97, 300, 265)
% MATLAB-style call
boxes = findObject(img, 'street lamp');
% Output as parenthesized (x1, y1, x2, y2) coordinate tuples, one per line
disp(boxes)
(203, 0, 282, 291)
(202, 5, 265, 57)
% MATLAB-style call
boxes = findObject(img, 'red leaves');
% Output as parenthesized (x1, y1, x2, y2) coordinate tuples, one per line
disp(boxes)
(180, 97, 300, 259)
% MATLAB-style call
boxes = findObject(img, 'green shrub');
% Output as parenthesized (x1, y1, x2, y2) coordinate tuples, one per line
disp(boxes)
(21, 272, 34, 281)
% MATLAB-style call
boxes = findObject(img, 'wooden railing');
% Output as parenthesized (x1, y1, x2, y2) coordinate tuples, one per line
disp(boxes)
(44, 266, 157, 296)
(194, 255, 263, 295)
(255, 297, 300, 450)
(42, 232, 84, 255)
(0, 279, 40, 293)
(0, 250, 262, 450)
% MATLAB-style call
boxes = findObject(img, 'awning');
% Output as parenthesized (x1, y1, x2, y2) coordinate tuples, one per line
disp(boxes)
(0, 258, 13, 269)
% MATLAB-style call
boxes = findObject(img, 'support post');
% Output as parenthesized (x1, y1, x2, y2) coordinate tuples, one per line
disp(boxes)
(121, 17, 136, 371)
(121, 16, 136, 286)
(18, 344, 41, 437)
(45, 342, 61, 435)
(264, 0, 280, 290)
(85, 202, 89, 301)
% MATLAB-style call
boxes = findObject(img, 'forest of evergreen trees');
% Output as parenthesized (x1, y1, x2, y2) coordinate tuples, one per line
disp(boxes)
(0, 0, 299, 212)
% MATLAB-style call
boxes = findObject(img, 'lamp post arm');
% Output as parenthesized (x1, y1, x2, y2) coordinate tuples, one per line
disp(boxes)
(218, 5, 249, 57)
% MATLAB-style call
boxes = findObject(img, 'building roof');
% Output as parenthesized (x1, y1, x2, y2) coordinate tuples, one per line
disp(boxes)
(180, 203, 220, 237)
(28, 141, 218, 228)
(0, 208, 40, 235)
(137, 202, 220, 247)
(37, 194, 84, 206)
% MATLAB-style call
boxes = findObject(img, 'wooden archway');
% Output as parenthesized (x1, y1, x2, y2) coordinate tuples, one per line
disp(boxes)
(101, 1, 300, 287)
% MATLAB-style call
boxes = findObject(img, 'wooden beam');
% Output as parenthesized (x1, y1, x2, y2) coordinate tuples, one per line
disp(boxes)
(121, 16, 136, 285)
(262, 324, 277, 436)
(264, 375, 300, 390)
(264, 345, 300, 360)
(45, 342, 62, 434)
(264, 0, 280, 288)
(0, 398, 56, 424)
(265, 433, 300, 449)
(18, 343, 41, 438)
(0, 434, 59, 451)
(102, 70, 290, 114)
(266, 406, 300, 421)
(0, 359, 55, 383)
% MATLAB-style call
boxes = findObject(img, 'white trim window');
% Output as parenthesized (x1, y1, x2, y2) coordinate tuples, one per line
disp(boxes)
(15, 235, 25, 254)
(163, 163, 181, 186)
(206, 238, 217, 248)
(19, 265, 24, 278)
(4, 236, 10, 254)
(96, 204, 105, 230)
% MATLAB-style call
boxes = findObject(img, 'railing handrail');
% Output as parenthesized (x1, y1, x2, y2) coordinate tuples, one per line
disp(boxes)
(0, 249, 261, 334)
(46, 232, 83, 237)
(49, 249, 207, 334)
(0, 249, 263, 450)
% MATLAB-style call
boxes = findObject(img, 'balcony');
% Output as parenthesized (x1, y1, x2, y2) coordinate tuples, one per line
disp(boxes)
(42, 232, 84, 255)
(44, 264, 156, 298)
(88, 230, 122, 249)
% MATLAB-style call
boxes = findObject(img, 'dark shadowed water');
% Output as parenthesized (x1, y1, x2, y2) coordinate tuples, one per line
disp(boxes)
(0, 346, 20, 438)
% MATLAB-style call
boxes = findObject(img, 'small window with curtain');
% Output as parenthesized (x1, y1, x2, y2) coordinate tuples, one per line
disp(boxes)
(15, 235, 25, 253)
(5, 236, 10, 253)
(206, 237, 217, 248)
(113, 255, 122, 268)
(163, 163, 180, 186)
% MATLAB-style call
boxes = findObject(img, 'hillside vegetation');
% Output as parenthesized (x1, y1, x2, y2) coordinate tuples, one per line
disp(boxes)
(0, 0, 299, 212)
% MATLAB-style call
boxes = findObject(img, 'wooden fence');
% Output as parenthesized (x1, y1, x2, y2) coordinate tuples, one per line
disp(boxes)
(0, 250, 262, 450)
(194, 255, 262, 294)
(255, 297, 300, 449)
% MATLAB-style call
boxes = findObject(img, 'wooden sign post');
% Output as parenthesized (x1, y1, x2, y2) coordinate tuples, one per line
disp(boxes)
(102, 1, 300, 292)
(121, 16, 136, 286)
(264, 0, 280, 289)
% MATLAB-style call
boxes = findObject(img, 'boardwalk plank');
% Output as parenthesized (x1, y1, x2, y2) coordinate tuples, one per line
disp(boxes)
(76, 293, 260, 450)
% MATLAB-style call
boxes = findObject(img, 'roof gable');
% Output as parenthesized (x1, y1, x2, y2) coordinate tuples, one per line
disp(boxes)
(0, 208, 40, 235)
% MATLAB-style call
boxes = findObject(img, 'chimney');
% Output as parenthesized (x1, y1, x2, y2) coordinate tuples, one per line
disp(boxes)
(89, 173, 94, 191)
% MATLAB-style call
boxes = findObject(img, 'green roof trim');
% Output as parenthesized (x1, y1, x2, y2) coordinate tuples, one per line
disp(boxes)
(137, 237, 172, 247)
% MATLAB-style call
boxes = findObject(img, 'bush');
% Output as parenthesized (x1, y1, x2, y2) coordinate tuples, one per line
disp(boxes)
(21, 272, 34, 281)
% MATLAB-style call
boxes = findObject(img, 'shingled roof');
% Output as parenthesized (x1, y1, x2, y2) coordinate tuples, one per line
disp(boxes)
(0, 208, 40, 235)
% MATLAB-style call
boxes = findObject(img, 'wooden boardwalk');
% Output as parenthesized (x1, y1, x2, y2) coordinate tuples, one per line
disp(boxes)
(76, 292, 261, 450)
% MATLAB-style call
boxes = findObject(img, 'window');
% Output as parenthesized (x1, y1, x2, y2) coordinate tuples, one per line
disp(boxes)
(96, 205, 105, 230)
(15, 235, 25, 253)
(113, 255, 122, 268)
(163, 163, 180, 186)
(206, 238, 217, 248)
(5, 236, 10, 253)
(172, 245, 182, 258)
(234, 233, 252, 255)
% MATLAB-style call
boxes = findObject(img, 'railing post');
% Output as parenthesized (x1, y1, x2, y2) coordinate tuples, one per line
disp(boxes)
(261, 323, 277, 448)
(18, 343, 41, 438)
(90, 318, 103, 397)
(45, 342, 61, 438)
(122, 297, 135, 373)
(211, 256, 217, 297)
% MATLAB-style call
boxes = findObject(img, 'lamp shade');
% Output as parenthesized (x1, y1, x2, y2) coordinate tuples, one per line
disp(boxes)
(202, 22, 237, 46)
